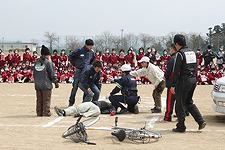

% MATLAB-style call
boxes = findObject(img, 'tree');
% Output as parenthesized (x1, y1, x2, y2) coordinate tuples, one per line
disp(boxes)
(139, 33, 154, 49)
(66, 36, 83, 50)
(123, 33, 139, 51)
(43, 32, 58, 53)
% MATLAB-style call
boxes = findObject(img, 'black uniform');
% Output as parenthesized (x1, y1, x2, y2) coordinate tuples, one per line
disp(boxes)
(163, 52, 176, 121)
(172, 46, 205, 131)
(109, 74, 139, 113)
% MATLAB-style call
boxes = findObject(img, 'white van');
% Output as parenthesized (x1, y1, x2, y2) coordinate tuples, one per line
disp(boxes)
(212, 77, 225, 113)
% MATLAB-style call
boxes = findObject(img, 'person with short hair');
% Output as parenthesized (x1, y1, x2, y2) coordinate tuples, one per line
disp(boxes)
(33, 45, 59, 117)
(78, 60, 102, 102)
(130, 56, 165, 113)
(54, 101, 116, 117)
(202, 45, 215, 67)
(108, 64, 139, 114)
(171, 34, 206, 132)
(68, 39, 95, 106)
(162, 44, 177, 122)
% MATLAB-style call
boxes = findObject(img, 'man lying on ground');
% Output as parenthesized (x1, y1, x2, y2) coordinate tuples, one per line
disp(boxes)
(54, 101, 116, 117)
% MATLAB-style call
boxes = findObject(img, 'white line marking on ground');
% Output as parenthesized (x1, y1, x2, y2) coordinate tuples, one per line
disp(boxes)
(147, 98, 166, 128)
(42, 116, 65, 128)
(0, 94, 62, 97)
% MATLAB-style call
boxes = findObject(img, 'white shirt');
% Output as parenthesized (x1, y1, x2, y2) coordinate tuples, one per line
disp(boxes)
(130, 63, 164, 86)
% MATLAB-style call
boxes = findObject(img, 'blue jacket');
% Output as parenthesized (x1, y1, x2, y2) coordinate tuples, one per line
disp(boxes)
(80, 66, 102, 90)
(69, 46, 95, 70)
(110, 74, 138, 97)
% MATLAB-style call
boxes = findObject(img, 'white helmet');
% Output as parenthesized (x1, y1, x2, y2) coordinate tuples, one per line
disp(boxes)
(121, 64, 131, 72)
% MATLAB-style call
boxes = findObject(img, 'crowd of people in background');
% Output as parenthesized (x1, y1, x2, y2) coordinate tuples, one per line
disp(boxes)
(0, 44, 225, 85)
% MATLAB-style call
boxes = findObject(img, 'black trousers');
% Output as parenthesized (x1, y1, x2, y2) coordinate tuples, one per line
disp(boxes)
(175, 77, 205, 130)
(109, 95, 138, 112)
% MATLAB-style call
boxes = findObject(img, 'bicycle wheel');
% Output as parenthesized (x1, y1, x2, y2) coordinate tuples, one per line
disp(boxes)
(82, 116, 100, 127)
(62, 124, 77, 138)
(142, 129, 162, 139)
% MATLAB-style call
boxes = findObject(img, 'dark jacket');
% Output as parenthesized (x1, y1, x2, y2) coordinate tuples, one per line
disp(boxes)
(92, 101, 116, 113)
(172, 46, 197, 87)
(110, 74, 138, 97)
(33, 57, 58, 90)
(69, 46, 95, 70)
(80, 66, 102, 90)
(202, 50, 215, 63)
(164, 52, 176, 88)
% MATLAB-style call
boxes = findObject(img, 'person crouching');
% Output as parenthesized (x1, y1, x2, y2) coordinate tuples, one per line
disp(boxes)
(108, 64, 139, 114)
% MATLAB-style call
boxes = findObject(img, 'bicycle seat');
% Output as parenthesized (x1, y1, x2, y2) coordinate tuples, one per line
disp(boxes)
(111, 129, 126, 142)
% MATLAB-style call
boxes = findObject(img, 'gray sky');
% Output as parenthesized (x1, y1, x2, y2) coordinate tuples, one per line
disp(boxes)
(0, 0, 224, 42)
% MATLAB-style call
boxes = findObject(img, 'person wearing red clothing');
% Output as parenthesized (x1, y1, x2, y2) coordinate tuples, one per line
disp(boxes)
(5, 50, 14, 66)
(51, 50, 60, 67)
(160, 50, 170, 66)
(13, 50, 21, 65)
(102, 49, 110, 64)
(102, 68, 113, 83)
(59, 49, 68, 63)
(196, 49, 203, 66)
(118, 49, 125, 64)
(216, 69, 223, 79)
(0, 68, 7, 82)
(17, 68, 32, 83)
(0, 49, 5, 67)
(109, 49, 119, 65)
(23, 48, 32, 62)
(31, 51, 39, 63)
(94, 50, 101, 61)
(136, 48, 145, 68)
(125, 49, 135, 67)
(207, 68, 217, 84)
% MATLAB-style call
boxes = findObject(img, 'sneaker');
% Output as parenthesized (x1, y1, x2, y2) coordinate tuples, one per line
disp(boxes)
(117, 109, 128, 114)
(198, 122, 206, 130)
(133, 105, 139, 114)
(54, 106, 65, 116)
(151, 108, 162, 113)
(150, 107, 157, 111)
(172, 128, 186, 133)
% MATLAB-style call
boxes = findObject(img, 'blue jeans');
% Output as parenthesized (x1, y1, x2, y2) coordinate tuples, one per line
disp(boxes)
(69, 69, 82, 105)
(78, 83, 100, 102)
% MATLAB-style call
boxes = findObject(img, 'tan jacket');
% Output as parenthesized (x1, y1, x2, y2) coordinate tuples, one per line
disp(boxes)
(130, 63, 164, 86)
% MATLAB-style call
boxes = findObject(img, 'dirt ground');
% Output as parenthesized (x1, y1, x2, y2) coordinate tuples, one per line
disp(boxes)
(0, 83, 225, 150)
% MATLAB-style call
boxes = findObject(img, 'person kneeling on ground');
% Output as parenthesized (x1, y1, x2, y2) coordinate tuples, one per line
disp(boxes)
(78, 60, 102, 102)
(54, 101, 116, 117)
(108, 64, 140, 114)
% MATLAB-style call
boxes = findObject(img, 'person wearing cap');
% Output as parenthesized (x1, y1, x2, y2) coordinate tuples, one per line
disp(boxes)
(108, 64, 139, 114)
(68, 39, 95, 106)
(33, 45, 59, 117)
(130, 56, 165, 113)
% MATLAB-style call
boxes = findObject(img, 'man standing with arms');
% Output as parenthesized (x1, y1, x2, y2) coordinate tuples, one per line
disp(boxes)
(130, 56, 165, 113)
(68, 39, 95, 106)
(171, 34, 206, 133)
